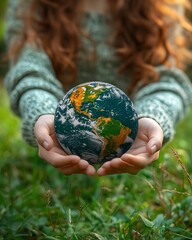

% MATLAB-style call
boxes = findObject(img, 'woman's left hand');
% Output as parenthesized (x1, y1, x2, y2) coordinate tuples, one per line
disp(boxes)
(97, 118, 163, 176)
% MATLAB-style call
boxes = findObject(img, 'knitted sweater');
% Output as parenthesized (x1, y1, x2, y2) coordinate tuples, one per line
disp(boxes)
(4, 0, 192, 147)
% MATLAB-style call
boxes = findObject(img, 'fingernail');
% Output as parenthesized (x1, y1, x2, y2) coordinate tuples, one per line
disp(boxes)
(151, 145, 157, 154)
(43, 140, 49, 150)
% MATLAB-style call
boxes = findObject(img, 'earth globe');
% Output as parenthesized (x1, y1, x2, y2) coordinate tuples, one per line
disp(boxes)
(54, 82, 138, 164)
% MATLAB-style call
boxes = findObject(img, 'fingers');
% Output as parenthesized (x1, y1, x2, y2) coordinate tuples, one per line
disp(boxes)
(34, 115, 55, 150)
(146, 120, 163, 155)
(122, 152, 159, 167)
(97, 158, 138, 176)
(38, 143, 96, 176)
(38, 146, 79, 168)
(97, 152, 160, 176)
(36, 127, 54, 150)
(59, 160, 96, 176)
(147, 133, 163, 155)
(137, 118, 163, 155)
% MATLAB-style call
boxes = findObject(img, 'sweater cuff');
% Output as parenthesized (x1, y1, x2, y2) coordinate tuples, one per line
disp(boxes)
(8, 76, 64, 116)
(19, 89, 60, 147)
(135, 99, 174, 144)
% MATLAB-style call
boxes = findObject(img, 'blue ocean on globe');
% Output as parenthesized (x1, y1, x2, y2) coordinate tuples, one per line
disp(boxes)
(54, 82, 138, 164)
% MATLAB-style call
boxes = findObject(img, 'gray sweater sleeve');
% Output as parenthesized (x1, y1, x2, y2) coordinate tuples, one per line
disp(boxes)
(134, 66, 192, 144)
(4, 0, 64, 147)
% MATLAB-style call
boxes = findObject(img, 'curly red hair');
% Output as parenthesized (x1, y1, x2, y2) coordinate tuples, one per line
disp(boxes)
(9, 0, 192, 92)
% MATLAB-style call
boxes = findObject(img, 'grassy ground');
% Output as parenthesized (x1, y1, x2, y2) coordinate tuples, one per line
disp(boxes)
(0, 85, 192, 240)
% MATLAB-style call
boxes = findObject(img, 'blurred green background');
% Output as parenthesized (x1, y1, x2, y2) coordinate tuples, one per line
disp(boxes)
(0, 1, 192, 239)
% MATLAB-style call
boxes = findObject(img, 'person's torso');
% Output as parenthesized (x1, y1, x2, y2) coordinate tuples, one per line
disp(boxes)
(75, 12, 131, 93)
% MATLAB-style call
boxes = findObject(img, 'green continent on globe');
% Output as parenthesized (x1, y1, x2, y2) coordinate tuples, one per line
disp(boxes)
(94, 117, 131, 157)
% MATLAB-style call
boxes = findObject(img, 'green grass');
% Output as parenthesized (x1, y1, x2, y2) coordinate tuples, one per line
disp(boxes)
(0, 86, 192, 240)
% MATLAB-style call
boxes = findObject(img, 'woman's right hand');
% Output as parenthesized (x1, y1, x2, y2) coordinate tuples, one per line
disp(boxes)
(34, 115, 96, 176)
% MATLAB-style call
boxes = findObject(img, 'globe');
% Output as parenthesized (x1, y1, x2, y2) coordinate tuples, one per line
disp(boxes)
(54, 82, 138, 164)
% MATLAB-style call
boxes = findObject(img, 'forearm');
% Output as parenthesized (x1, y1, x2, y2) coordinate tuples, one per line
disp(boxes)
(4, 46, 64, 146)
(134, 93, 182, 144)
(133, 66, 192, 144)
(19, 89, 59, 146)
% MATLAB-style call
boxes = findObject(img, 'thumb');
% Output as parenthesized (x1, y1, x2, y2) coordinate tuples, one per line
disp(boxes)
(147, 124, 163, 155)
(34, 115, 54, 150)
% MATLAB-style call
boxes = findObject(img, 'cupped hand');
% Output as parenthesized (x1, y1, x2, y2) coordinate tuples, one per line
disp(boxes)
(34, 114, 96, 176)
(97, 118, 163, 176)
